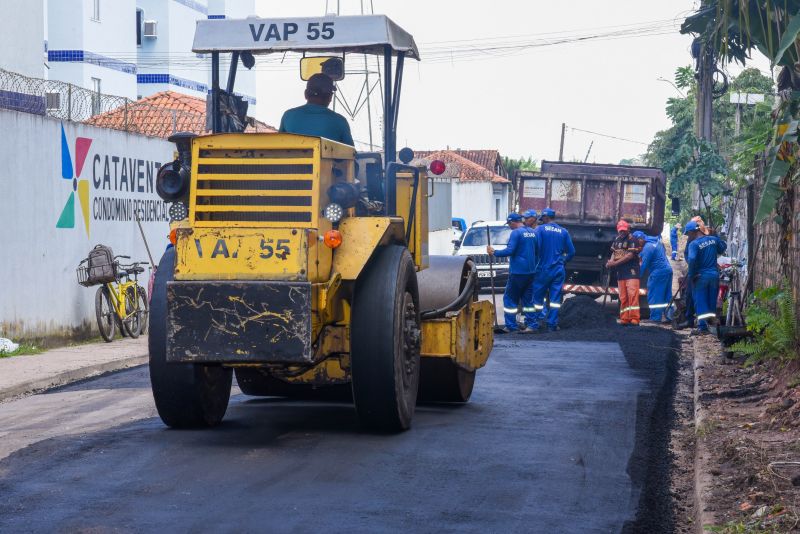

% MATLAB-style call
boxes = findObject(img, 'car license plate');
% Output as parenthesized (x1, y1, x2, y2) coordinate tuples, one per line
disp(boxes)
(477, 271, 492, 278)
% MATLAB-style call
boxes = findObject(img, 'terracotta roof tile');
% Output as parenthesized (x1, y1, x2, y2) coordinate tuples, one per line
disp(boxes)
(413, 150, 510, 184)
(416, 149, 505, 176)
(84, 91, 275, 139)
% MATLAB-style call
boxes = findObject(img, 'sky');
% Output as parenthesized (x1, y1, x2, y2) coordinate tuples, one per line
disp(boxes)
(250, 0, 770, 165)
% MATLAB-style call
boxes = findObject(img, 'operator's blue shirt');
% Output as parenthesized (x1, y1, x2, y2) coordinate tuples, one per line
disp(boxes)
(492, 226, 537, 275)
(279, 103, 354, 146)
(687, 235, 727, 278)
(640, 235, 672, 275)
(533, 222, 575, 272)
(669, 227, 679, 252)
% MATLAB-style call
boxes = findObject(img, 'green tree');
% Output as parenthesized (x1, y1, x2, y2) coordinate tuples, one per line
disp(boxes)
(502, 155, 539, 177)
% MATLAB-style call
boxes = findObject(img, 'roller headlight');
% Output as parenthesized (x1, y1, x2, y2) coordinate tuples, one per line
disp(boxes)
(169, 202, 188, 222)
(156, 161, 189, 202)
(323, 203, 344, 223)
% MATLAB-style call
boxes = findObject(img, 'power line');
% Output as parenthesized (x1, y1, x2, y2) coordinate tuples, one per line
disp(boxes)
(568, 127, 648, 146)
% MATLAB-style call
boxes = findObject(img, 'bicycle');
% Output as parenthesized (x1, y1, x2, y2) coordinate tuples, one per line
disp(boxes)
(78, 255, 149, 342)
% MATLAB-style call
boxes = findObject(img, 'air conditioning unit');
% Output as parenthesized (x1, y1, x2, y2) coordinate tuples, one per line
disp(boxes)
(45, 92, 61, 110)
(143, 20, 157, 38)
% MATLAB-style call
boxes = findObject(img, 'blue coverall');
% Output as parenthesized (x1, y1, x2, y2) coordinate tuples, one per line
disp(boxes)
(492, 226, 538, 330)
(640, 235, 674, 321)
(532, 222, 575, 328)
(687, 235, 727, 331)
(669, 226, 679, 260)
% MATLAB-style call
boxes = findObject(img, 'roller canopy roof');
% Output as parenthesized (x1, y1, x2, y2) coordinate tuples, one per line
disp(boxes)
(192, 15, 420, 60)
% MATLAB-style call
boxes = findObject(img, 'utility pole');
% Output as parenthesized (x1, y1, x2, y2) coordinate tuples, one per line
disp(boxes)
(558, 123, 566, 161)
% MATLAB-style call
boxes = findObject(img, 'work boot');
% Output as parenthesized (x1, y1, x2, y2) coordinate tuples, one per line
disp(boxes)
(690, 328, 709, 336)
(497, 326, 515, 334)
(520, 325, 540, 334)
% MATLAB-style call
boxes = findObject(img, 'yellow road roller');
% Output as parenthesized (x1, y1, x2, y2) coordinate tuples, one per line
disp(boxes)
(149, 14, 494, 431)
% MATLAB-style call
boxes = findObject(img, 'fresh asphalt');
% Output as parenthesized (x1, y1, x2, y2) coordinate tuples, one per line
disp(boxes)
(0, 332, 675, 533)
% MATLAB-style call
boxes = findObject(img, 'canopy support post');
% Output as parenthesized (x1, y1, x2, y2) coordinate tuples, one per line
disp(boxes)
(211, 51, 221, 133)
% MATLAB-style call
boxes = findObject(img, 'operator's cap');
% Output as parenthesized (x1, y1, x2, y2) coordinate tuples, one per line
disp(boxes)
(306, 73, 337, 96)
(539, 207, 555, 219)
(522, 209, 538, 219)
(616, 219, 631, 232)
(684, 220, 699, 234)
(507, 213, 523, 223)
(632, 230, 646, 240)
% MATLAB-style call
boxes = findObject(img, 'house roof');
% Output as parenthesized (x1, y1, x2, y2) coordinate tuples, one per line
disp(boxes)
(84, 91, 276, 139)
(413, 150, 510, 184)
(416, 149, 505, 176)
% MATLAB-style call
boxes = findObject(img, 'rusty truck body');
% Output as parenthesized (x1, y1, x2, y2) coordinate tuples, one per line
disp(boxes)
(517, 160, 666, 295)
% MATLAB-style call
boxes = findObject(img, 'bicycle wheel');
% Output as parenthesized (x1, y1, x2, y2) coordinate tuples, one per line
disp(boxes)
(95, 286, 116, 342)
(122, 286, 141, 338)
(135, 285, 149, 335)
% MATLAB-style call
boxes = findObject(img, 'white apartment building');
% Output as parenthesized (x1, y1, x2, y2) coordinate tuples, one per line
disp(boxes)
(1, 0, 256, 111)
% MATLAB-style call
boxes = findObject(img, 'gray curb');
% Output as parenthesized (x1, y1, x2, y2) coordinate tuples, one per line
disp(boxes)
(692, 337, 717, 532)
(0, 355, 147, 403)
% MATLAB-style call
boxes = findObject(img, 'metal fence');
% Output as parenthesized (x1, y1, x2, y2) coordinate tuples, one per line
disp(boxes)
(0, 67, 270, 138)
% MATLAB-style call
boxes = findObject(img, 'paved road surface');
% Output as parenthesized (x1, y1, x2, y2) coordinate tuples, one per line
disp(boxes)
(0, 338, 662, 533)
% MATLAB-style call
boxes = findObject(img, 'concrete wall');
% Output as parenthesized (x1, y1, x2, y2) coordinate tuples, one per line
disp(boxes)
(452, 181, 509, 226)
(0, 0, 45, 78)
(46, 0, 138, 99)
(0, 109, 173, 340)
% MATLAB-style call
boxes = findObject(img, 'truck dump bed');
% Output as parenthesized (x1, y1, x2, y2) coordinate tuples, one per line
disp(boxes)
(517, 160, 666, 286)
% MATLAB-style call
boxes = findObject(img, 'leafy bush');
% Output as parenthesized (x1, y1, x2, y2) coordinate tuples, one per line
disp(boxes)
(731, 282, 798, 365)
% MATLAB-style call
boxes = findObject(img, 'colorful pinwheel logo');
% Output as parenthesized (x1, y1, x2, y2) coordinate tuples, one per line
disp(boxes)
(55, 124, 92, 237)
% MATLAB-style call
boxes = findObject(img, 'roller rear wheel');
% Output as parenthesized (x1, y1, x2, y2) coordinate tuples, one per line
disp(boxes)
(148, 248, 232, 428)
(350, 245, 420, 432)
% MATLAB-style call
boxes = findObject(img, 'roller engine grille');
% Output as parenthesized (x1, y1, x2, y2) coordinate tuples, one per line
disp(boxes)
(192, 148, 316, 227)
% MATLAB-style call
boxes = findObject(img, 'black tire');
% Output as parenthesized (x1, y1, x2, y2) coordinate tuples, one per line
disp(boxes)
(235, 368, 352, 401)
(418, 358, 476, 403)
(122, 286, 141, 338)
(95, 286, 116, 342)
(351, 245, 421, 432)
(148, 247, 232, 428)
(136, 285, 149, 335)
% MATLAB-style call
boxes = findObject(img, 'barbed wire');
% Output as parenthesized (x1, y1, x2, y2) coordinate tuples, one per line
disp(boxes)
(0, 67, 272, 138)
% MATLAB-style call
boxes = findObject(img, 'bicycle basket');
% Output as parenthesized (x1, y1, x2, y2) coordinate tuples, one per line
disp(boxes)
(86, 244, 117, 285)
(76, 264, 92, 287)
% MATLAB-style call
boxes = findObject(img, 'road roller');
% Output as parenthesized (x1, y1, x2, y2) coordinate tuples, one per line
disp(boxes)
(148, 14, 494, 431)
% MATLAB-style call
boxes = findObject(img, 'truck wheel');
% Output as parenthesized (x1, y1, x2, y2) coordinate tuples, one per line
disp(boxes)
(351, 245, 420, 432)
(148, 247, 232, 428)
(418, 358, 476, 403)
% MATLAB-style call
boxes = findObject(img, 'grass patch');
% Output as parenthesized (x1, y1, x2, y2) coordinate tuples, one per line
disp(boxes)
(0, 343, 45, 358)
(697, 418, 720, 438)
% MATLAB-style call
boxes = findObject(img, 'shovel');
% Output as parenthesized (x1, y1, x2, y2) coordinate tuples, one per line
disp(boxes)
(486, 226, 505, 334)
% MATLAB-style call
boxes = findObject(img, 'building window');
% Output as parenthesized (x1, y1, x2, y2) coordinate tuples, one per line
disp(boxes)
(91, 77, 102, 115)
(92, 0, 100, 21)
(495, 198, 501, 220)
(136, 9, 143, 45)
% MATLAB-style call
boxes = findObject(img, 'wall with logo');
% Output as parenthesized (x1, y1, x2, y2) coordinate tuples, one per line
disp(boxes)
(0, 109, 173, 341)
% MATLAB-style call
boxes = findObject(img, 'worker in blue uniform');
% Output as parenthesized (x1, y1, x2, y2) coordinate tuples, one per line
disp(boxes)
(487, 213, 538, 333)
(685, 220, 727, 334)
(669, 223, 681, 260)
(532, 208, 575, 331)
(633, 231, 674, 323)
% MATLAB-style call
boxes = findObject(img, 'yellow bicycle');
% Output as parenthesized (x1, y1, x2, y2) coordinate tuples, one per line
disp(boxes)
(78, 255, 149, 342)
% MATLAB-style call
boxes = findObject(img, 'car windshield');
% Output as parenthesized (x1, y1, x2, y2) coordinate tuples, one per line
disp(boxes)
(461, 226, 512, 247)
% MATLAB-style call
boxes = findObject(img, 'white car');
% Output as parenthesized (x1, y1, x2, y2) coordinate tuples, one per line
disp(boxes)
(453, 221, 512, 289)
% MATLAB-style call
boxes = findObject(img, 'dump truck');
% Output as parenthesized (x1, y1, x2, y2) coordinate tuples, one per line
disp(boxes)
(517, 160, 666, 296)
(148, 15, 494, 432)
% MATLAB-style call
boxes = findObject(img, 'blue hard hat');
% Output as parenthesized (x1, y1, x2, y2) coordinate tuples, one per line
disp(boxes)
(684, 220, 699, 234)
(540, 207, 555, 219)
(507, 213, 523, 223)
(632, 231, 646, 240)
(522, 209, 538, 219)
